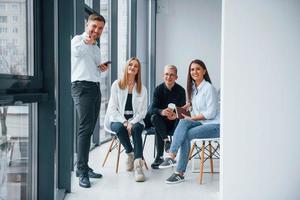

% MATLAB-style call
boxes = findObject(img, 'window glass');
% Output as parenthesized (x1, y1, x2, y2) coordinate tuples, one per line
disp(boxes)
(0, 104, 37, 200)
(99, 0, 111, 142)
(84, 0, 93, 8)
(0, 0, 33, 76)
(117, 0, 129, 78)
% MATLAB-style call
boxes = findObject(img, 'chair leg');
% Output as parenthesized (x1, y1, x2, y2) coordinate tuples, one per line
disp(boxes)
(153, 134, 157, 158)
(189, 142, 196, 160)
(143, 134, 148, 151)
(199, 141, 205, 184)
(102, 136, 116, 167)
(208, 141, 214, 175)
(116, 139, 121, 173)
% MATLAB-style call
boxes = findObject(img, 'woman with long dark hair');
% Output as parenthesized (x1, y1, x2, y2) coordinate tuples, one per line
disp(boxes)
(159, 59, 220, 184)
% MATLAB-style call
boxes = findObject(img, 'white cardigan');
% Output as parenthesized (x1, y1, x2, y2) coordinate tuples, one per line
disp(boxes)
(106, 80, 147, 126)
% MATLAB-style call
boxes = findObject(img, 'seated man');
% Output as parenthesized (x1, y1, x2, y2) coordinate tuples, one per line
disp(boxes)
(149, 65, 186, 169)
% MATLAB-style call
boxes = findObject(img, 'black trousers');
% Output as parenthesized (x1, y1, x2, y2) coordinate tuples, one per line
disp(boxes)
(151, 114, 177, 158)
(111, 122, 144, 159)
(71, 81, 101, 173)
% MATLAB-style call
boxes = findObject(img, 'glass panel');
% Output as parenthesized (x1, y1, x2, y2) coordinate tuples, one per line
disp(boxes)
(0, 104, 37, 200)
(0, 0, 33, 76)
(99, 0, 111, 142)
(84, 0, 93, 8)
(117, 0, 128, 78)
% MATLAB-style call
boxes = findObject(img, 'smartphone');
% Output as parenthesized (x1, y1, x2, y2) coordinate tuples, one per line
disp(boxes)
(103, 61, 112, 65)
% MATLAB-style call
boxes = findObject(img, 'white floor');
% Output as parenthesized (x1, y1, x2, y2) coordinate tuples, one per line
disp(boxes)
(64, 136, 220, 200)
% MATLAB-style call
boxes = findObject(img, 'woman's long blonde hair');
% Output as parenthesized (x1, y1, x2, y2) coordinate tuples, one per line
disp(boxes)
(118, 57, 142, 94)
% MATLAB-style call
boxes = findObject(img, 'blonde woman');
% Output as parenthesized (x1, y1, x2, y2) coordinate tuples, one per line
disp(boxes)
(107, 57, 147, 182)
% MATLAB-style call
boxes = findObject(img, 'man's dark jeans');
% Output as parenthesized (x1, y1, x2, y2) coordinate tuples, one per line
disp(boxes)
(151, 114, 177, 159)
(71, 81, 101, 173)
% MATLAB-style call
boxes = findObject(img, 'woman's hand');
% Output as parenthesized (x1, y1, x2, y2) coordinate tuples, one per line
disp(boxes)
(127, 123, 133, 136)
(182, 103, 191, 110)
(182, 113, 193, 121)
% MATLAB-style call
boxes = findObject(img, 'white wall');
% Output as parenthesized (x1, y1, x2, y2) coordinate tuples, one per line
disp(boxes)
(156, 0, 222, 89)
(221, 1, 300, 200)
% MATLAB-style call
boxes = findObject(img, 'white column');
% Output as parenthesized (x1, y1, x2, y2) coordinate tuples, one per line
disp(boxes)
(221, 1, 300, 200)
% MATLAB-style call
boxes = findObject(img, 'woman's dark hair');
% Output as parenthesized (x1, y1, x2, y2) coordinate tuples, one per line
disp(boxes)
(186, 59, 212, 103)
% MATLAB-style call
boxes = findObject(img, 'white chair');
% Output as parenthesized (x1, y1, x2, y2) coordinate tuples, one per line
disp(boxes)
(101, 113, 122, 173)
(101, 113, 148, 173)
(189, 138, 220, 184)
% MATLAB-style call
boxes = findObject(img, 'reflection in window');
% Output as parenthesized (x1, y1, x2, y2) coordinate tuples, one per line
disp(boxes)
(117, 0, 129, 78)
(0, 104, 37, 200)
(0, 16, 8, 23)
(0, 27, 8, 33)
(84, 0, 93, 8)
(99, 0, 111, 142)
(0, 0, 33, 76)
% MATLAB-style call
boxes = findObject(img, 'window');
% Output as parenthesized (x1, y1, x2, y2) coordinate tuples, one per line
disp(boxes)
(12, 16, 18, 22)
(0, 39, 8, 45)
(12, 27, 18, 33)
(0, 49, 8, 57)
(117, 0, 129, 78)
(12, 39, 18, 45)
(84, 0, 93, 8)
(0, 27, 8, 33)
(0, 16, 8, 23)
(99, 0, 111, 142)
(10, 4, 18, 10)
(0, 104, 37, 200)
(0, 1, 33, 77)
(0, 4, 6, 12)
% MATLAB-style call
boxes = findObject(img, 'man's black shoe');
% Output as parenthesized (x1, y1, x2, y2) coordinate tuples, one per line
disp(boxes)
(76, 168, 103, 179)
(79, 173, 91, 188)
(164, 140, 171, 153)
(151, 157, 164, 169)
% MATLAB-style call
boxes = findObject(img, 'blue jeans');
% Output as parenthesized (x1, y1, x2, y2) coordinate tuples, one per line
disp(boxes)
(169, 119, 220, 173)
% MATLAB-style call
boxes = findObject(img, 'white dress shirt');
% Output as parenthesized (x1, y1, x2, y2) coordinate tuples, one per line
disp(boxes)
(106, 80, 148, 126)
(71, 32, 102, 83)
(191, 79, 220, 124)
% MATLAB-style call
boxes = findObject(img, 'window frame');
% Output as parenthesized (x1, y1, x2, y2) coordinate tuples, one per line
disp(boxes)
(0, 0, 43, 95)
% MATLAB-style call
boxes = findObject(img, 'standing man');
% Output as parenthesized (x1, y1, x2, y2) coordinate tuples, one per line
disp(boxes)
(150, 65, 186, 169)
(71, 14, 108, 188)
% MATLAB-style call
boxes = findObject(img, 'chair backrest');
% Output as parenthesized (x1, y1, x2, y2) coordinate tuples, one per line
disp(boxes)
(104, 112, 117, 135)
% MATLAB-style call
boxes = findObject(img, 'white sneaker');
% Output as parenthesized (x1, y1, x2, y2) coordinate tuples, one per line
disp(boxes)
(126, 152, 134, 171)
(134, 159, 145, 182)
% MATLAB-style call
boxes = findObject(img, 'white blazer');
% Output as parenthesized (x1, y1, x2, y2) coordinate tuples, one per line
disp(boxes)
(106, 80, 148, 126)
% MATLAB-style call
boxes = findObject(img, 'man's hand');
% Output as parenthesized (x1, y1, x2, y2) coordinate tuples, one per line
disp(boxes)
(161, 108, 174, 118)
(167, 112, 177, 120)
(84, 35, 95, 45)
(182, 103, 191, 110)
(98, 63, 109, 72)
